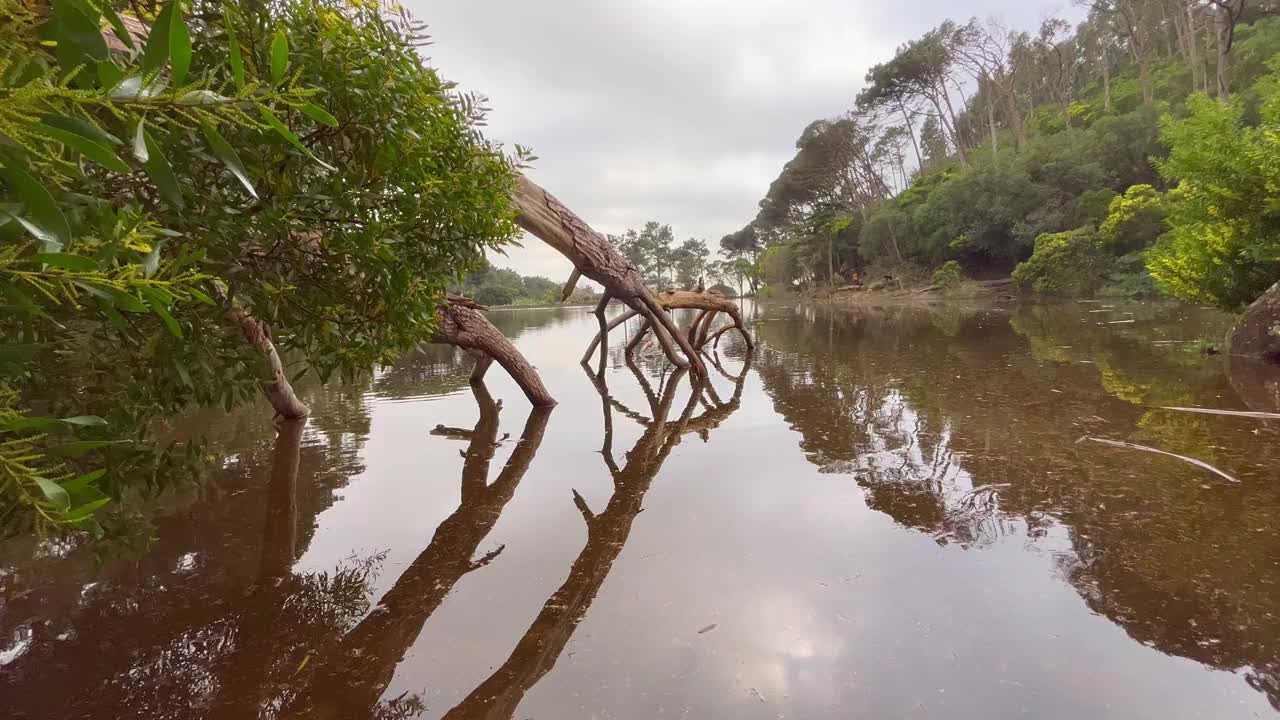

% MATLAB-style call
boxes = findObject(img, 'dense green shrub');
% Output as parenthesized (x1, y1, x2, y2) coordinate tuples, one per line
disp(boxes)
(1075, 189, 1121, 227)
(1013, 227, 1112, 296)
(1100, 185, 1167, 253)
(931, 260, 965, 289)
(1147, 68, 1280, 310)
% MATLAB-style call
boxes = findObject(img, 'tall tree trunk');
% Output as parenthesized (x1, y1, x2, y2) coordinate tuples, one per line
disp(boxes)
(936, 82, 969, 167)
(896, 101, 924, 170)
(1185, 4, 1203, 93)
(927, 94, 967, 168)
(1215, 1, 1235, 97)
(1002, 86, 1027, 151)
(1102, 50, 1113, 111)
(984, 76, 999, 160)
(827, 234, 835, 285)
(1139, 55, 1155, 105)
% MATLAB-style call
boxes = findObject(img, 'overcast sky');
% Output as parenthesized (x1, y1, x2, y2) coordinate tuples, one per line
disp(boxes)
(407, 0, 1077, 280)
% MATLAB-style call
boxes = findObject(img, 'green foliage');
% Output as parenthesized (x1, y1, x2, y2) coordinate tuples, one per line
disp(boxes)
(1147, 75, 1280, 310)
(1075, 189, 1119, 227)
(761, 244, 799, 289)
(455, 259, 596, 306)
(0, 0, 524, 535)
(610, 223, 711, 289)
(1100, 184, 1167, 253)
(473, 284, 515, 307)
(931, 260, 965, 289)
(1012, 227, 1112, 296)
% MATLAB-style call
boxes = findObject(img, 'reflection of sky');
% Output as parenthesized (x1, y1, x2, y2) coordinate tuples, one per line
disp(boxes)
(289, 308, 1271, 719)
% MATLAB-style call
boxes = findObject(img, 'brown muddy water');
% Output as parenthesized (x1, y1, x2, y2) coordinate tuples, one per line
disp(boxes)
(2, 300, 1279, 719)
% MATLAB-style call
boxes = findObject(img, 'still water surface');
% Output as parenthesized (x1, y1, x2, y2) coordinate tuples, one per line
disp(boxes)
(2, 300, 1279, 719)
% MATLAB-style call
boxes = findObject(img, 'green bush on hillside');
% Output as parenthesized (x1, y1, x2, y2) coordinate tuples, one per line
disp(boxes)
(931, 261, 965, 289)
(1100, 185, 1167, 254)
(1146, 67, 1280, 311)
(1013, 227, 1112, 296)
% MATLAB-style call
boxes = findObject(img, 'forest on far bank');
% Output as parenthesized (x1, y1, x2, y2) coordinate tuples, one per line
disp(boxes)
(710, 0, 1280, 311)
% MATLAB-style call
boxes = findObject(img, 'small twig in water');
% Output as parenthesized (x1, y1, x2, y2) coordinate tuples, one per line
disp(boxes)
(1081, 437, 1240, 483)
(1160, 406, 1280, 421)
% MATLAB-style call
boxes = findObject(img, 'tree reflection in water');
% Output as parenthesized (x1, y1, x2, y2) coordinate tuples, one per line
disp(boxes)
(284, 382, 552, 719)
(755, 302, 1280, 711)
(441, 358, 749, 719)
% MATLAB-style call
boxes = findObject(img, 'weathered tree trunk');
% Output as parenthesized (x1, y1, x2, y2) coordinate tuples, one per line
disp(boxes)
(228, 308, 311, 419)
(431, 296, 557, 407)
(512, 175, 707, 377)
(1228, 279, 1280, 364)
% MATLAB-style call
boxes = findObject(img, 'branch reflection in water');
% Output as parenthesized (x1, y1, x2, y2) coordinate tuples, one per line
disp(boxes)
(441, 357, 749, 719)
(284, 382, 552, 719)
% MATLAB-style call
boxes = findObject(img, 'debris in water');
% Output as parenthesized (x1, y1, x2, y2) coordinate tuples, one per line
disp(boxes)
(697, 623, 718, 634)
(1160, 406, 1280, 420)
(748, 687, 767, 703)
(1081, 437, 1240, 483)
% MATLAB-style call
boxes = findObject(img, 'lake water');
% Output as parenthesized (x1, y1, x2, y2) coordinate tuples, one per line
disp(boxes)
(2, 300, 1279, 719)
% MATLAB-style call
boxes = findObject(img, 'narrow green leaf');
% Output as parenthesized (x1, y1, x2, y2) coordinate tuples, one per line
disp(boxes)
(99, 2, 135, 50)
(31, 252, 97, 271)
(132, 118, 148, 162)
(32, 123, 130, 173)
(299, 102, 339, 128)
(41, 116, 121, 146)
(60, 497, 111, 522)
(111, 74, 167, 101)
(74, 281, 147, 312)
(141, 240, 163, 278)
(142, 130, 183, 209)
(200, 124, 256, 198)
(2, 416, 57, 432)
(34, 477, 71, 511)
(141, 2, 173, 75)
(270, 29, 288, 85)
(61, 415, 108, 426)
(0, 157, 71, 250)
(141, 286, 182, 338)
(51, 0, 108, 76)
(259, 108, 336, 171)
(224, 8, 245, 89)
(96, 60, 124, 88)
(187, 286, 215, 305)
(63, 468, 106, 494)
(46, 440, 120, 457)
(168, 2, 192, 87)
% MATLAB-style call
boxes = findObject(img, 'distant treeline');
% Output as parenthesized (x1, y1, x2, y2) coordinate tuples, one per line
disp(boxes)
(454, 260, 602, 306)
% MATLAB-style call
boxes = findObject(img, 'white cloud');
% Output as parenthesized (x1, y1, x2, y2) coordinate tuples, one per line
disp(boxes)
(407, 0, 1081, 279)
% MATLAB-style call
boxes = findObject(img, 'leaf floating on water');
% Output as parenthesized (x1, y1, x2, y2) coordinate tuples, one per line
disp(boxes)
(1082, 437, 1240, 483)
(1160, 406, 1280, 421)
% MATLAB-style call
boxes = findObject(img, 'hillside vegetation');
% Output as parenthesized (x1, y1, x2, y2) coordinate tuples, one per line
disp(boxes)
(723, 1, 1280, 309)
